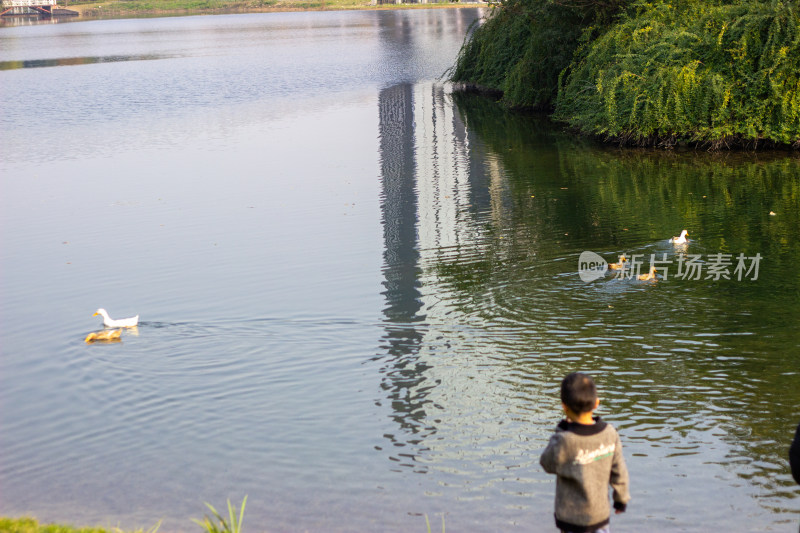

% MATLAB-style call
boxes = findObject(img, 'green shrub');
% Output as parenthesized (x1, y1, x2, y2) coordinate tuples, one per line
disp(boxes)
(451, 0, 630, 109)
(452, 0, 800, 147)
(450, 1, 533, 96)
(554, 0, 800, 146)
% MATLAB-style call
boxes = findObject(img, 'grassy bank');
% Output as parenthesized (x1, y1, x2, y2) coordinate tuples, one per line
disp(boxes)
(0, 517, 156, 533)
(0, 497, 249, 533)
(65, 0, 484, 17)
(451, 0, 800, 149)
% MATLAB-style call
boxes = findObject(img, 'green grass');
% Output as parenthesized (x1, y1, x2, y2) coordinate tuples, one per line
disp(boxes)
(0, 496, 450, 532)
(0, 497, 246, 533)
(191, 496, 247, 533)
(0, 517, 161, 533)
(0, 508, 445, 533)
(0, 497, 248, 533)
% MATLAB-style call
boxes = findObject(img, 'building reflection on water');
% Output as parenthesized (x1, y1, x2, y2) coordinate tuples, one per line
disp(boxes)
(376, 81, 500, 471)
(372, 9, 503, 472)
(376, 83, 431, 465)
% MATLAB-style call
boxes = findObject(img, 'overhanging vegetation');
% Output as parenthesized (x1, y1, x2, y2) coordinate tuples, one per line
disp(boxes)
(451, 0, 800, 148)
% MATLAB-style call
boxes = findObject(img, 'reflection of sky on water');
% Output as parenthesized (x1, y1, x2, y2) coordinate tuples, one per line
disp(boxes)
(1, 7, 798, 532)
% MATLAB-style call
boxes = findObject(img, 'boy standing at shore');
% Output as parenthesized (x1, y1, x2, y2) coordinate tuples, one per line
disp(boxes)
(540, 372, 630, 533)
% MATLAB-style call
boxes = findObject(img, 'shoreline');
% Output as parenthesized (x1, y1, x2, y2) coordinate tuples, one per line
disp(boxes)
(60, 1, 487, 20)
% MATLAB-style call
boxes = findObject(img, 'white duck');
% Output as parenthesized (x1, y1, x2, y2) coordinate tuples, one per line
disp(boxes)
(93, 308, 139, 328)
(669, 229, 689, 244)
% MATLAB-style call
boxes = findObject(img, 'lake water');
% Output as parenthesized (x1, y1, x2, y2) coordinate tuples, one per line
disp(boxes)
(1, 8, 799, 533)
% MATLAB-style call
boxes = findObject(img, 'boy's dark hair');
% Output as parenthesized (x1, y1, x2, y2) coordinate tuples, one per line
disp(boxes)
(561, 372, 597, 414)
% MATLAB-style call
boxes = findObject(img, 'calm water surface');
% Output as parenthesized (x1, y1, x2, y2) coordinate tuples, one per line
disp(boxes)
(1, 9, 799, 532)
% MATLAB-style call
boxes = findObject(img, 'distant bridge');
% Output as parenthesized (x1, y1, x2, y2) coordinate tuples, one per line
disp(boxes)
(3, 0, 57, 5)
(1, 0, 78, 17)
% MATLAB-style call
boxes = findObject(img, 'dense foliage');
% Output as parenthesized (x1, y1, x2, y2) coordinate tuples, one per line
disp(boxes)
(451, 0, 800, 148)
(450, 0, 629, 109)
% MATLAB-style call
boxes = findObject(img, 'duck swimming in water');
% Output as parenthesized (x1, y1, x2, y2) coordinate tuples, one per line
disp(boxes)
(608, 254, 628, 270)
(93, 308, 139, 328)
(638, 265, 658, 281)
(669, 230, 689, 244)
(85, 329, 122, 343)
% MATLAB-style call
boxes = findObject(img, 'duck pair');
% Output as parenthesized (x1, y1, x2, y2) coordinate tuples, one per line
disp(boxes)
(608, 255, 657, 281)
(608, 227, 688, 281)
(85, 309, 139, 343)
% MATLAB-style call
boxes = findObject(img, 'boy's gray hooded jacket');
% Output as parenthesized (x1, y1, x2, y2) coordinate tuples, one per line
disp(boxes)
(540, 417, 630, 532)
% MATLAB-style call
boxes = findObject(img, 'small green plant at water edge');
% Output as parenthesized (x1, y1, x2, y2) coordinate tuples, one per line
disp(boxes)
(424, 514, 445, 533)
(191, 496, 247, 533)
